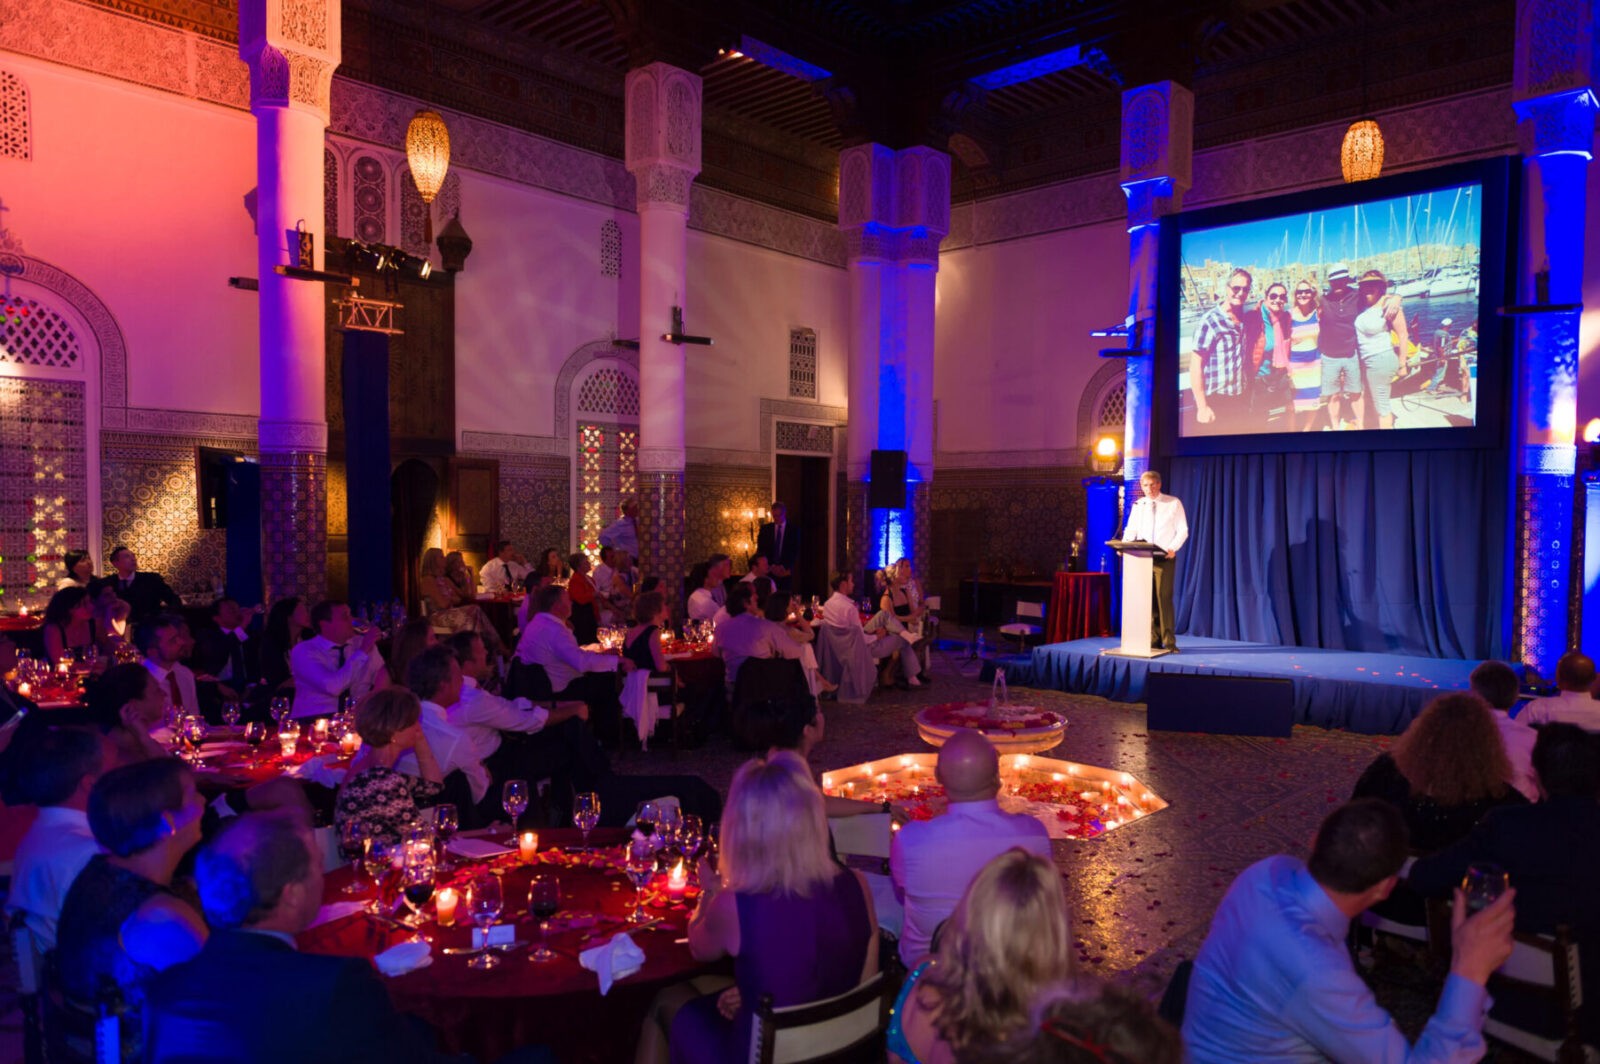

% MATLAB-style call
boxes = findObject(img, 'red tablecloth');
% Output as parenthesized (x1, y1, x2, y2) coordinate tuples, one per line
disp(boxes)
(300, 828, 725, 1063)
(0, 615, 43, 634)
(1046, 572, 1113, 643)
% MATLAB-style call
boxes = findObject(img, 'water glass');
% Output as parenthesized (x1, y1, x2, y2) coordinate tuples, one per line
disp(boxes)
(1463, 862, 1509, 913)
(467, 875, 504, 970)
(433, 804, 460, 870)
(502, 779, 530, 830)
(243, 721, 266, 763)
(625, 838, 655, 924)
(573, 792, 600, 850)
(220, 701, 242, 727)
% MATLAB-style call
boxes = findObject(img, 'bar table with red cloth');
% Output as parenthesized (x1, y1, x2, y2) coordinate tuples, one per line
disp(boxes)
(299, 828, 727, 1064)
(1045, 572, 1113, 643)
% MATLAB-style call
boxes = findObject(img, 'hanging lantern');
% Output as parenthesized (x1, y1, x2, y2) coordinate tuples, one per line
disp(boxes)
(405, 109, 451, 243)
(1340, 119, 1384, 183)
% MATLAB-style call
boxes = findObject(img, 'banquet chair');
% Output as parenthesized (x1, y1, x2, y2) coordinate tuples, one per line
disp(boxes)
(40, 952, 130, 1064)
(505, 659, 557, 708)
(919, 595, 942, 670)
(1482, 927, 1591, 1064)
(749, 972, 889, 1064)
(11, 917, 45, 1064)
(998, 601, 1045, 653)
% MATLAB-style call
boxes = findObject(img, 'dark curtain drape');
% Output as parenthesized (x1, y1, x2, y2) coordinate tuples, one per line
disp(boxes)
(342, 331, 393, 611)
(224, 461, 262, 608)
(1170, 450, 1506, 659)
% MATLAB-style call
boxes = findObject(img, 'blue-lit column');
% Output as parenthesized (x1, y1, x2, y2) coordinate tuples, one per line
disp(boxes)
(837, 144, 950, 577)
(1118, 82, 1193, 506)
(1509, 2, 1596, 673)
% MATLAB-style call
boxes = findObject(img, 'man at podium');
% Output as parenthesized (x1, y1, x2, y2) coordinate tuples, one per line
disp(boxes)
(1123, 470, 1189, 651)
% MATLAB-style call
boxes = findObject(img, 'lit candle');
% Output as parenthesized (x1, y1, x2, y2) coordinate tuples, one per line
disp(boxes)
(519, 831, 538, 864)
(667, 859, 688, 900)
(278, 735, 298, 758)
(312, 718, 330, 744)
(56, 659, 70, 676)
(435, 887, 458, 927)
(16, 682, 31, 698)
(17, 605, 27, 617)
(339, 731, 361, 757)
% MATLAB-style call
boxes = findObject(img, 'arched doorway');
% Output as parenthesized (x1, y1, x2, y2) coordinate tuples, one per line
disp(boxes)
(391, 458, 440, 615)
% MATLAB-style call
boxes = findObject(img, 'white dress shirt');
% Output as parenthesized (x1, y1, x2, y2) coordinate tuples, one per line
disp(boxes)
(214, 626, 252, 682)
(716, 613, 801, 692)
(820, 591, 865, 631)
(687, 588, 720, 622)
(144, 658, 200, 717)
(1123, 492, 1190, 555)
(451, 676, 550, 759)
(1491, 710, 1539, 801)
(480, 557, 529, 594)
(6, 807, 101, 950)
(396, 699, 489, 804)
(592, 563, 616, 596)
(289, 635, 385, 718)
(1520, 689, 1600, 731)
(889, 798, 1052, 965)
(515, 612, 619, 693)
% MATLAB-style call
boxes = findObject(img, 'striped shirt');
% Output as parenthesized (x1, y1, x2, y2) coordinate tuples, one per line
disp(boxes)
(1194, 303, 1247, 397)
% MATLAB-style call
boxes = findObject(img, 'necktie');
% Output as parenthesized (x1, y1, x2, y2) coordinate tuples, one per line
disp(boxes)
(776, 524, 784, 557)
(230, 634, 246, 684)
(167, 671, 183, 709)
(336, 643, 347, 669)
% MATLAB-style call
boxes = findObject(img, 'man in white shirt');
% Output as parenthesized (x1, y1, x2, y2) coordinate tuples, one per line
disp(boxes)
(598, 498, 640, 559)
(4, 726, 108, 950)
(687, 555, 731, 623)
(715, 585, 801, 696)
(740, 555, 769, 584)
(479, 540, 530, 595)
(890, 730, 1051, 965)
(822, 571, 921, 687)
(1521, 652, 1600, 731)
(1122, 469, 1189, 652)
(289, 601, 386, 719)
(396, 644, 490, 804)
(141, 614, 201, 719)
(1470, 660, 1539, 800)
(516, 584, 632, 746)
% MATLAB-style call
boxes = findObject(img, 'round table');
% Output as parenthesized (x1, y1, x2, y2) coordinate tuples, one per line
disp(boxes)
(299, 828, 725, 1064)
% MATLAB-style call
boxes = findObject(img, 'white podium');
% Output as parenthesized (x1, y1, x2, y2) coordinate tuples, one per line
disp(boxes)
(1102, 540, 1174, 659)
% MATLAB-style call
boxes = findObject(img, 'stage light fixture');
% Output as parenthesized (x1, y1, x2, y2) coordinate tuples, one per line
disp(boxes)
(345, 243, 386, 272)
(390, 250, 433, 280)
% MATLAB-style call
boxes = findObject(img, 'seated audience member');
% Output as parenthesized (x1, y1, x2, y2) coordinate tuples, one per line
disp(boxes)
(480, 539, 530, 595)
(591, 545, 619, 617)
(42, 586, 103, 666)
(419, 549, 504, 657)
(140, 613, 200, 717)
(86, 662, 172, 764)
(400, 646, 490, 812)
(93, 584, 134, 654)
(964, 974, 1183, 1064)
(741, 554, 770, 584)
(650, 752, 878, 1064)
(624, 591, 670, 676)
(892, 730, 1053, 967)
(387, 617, 438, 687)
(763, 591, 836, 697)
(1352, 692, 1525, 855)
(534, 547, 566, 585)
(192, 597, 261, 701)
(1409, 723, 1600, 1046)
(1471, 659, 1538, 801)
(890, 849, 1073, 1064)
(716, 584, 801, 698)
(97, 546, 183, 624)
(144, 814, 493, 1064)
(736, 695, 882, 818)
(1182, 798, 1516, 1063)
(56, 758, 209, 1013)
(566, 551, 601, 645)
(881, 558, 927, 635)
(2, 726, 107, 950)
(59, 549, 95, 590)
(1521, 650, 1600, 730)
(290, 600, 386, 719)
(822, 570, 922, 687)
(259, 595, 310, 693)
(515, 584, 630, 745)
(444, 551, 476, 602)
(686, 554, 731, 622)
(334, 688, 444, 845)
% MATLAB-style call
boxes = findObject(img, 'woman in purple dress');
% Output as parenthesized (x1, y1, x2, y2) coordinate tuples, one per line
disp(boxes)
(663, 751, 878, 1063)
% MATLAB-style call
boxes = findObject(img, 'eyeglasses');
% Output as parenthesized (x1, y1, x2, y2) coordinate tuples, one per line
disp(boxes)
(1266, 293, 1287, 302)
(1228, 284, 1250, 294)
(1294, 289, 1315, 296)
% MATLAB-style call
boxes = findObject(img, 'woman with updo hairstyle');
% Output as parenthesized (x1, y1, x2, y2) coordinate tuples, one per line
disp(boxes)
(332, 688, 444, 845)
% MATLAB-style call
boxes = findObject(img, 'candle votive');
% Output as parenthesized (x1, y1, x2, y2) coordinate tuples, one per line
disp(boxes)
(339, 731, 361, 757)
(667, 860, 688, 900)
(312, 718, 330, 744)
(436, 887, 458, 926)
(519, 831, 539, 864)
(278, 736, 298, 758)
(16, 682, 31, 698)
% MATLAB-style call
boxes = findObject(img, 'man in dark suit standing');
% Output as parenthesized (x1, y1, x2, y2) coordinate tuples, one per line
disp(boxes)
(145, 814, 550, 1063)
(96, 546, 182, 625)
(755, 501, 801, 593)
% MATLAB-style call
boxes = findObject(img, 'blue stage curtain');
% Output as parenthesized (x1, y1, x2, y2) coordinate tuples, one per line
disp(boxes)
(1170, 450, 1506, 659)
(341, 331, 393, 610)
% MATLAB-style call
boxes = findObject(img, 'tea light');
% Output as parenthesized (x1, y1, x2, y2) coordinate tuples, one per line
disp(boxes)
(519, 831, 539, 864)
(435, 887, 458, 926)
(56, 659, 70, 676)
(278, 736, 298, 758)
(17, 605, 27, 617)
(312, 718, 330, 743)
(339, 731, 361, 757)
(667, 859, 688, 900)
(16, 682, 31, 698)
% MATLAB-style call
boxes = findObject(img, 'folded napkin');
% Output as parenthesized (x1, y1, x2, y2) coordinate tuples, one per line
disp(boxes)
(284, 755, 348, 788)
(374, 940, 432, 977)
(579, 933, 646, 995)
(308, 901, 367, 930)
(446, 837, 512, 859)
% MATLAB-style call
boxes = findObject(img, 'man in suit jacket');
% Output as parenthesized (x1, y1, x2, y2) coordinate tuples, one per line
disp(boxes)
(192, 598, 261, 703)
(1409, 723, 1600, 1045)
(145, 814, 546, 1064)
(755, 501, 801, 592)
(97, 546, 182, 624)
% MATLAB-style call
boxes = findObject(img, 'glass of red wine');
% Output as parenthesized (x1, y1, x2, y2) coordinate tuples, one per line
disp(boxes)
(528, 872, 560, 963)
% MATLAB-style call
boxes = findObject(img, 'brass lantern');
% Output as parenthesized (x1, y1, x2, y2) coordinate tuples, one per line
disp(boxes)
(405, 109, 451, 242)
(1340, 119, 1384, 183)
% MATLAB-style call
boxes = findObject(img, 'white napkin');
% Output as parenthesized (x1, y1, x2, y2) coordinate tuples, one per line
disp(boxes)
(284, 755, 348, 788)
(578, 933, 646, 995)
(374, 940, 432, 977)
(446, 837, 512, 859)
(308, 901, 367, 929)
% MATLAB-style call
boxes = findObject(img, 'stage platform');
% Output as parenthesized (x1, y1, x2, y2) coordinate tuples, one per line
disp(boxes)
(1025, 636, 1480, 735)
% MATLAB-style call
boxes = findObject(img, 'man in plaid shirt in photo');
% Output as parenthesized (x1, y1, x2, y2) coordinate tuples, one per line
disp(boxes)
(1188, 268, 1253, 435)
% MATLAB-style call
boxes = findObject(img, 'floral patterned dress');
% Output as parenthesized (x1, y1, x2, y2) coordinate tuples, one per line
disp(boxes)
(334, 764, 444, 845)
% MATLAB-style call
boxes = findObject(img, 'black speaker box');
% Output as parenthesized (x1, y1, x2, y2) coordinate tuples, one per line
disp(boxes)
(867, 449, 907, 509)
(1145, 672, 1294, 737)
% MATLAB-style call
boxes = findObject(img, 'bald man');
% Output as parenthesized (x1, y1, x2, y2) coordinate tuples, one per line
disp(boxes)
(889, 730, 1053, 966)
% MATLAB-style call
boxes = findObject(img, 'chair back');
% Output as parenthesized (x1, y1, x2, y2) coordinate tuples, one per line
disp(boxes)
(748, 972, 889, 1064)
(733, 658, 809, 712)
(1016, 600, 1045, 622)
(12, 918, 45, 1064)
(40, 956, 130, 1064)
(1482, 926, 1587, 1063)
(505, 659, 556, 705)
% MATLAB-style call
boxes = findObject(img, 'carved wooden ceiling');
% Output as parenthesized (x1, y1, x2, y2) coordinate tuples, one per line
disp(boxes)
(76, 0, 1515, 218)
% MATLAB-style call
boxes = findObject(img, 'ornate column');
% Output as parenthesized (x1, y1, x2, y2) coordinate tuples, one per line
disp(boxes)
(240, 0, 340, 602)
(1119, 82, 1193, 502)
(625, 62, 701, 597)
(837, 144, 950, 578)
(1509, 0, 1596, 671)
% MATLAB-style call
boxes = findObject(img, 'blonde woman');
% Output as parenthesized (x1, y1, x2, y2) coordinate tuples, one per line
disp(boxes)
(443, 551, 476, 600)
(656, 752, 879, 1063)
(889, 848, 1074, 1064)
(417, 547, 504, 658)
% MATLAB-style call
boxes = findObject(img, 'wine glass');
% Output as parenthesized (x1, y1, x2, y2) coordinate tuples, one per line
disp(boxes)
(432, 804, 460, 871)
(528, 872, 560, 963)
(243, 721, 266, 764)
(399, 842, 437, 943)
(1463, 862, 1510, 913)
(502, 779, 530, 831)
(625, 838, 655, 924)
(269, 696, 291, 727)
(635, 800, 661, 845)
(362, 839, 395, 913)
(467, 874, 504, 970)
(572, 792, 600, 851)
(678, 813, 704, 868)
(221, 701, 242, 728)
(338, 819, 371, 896)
